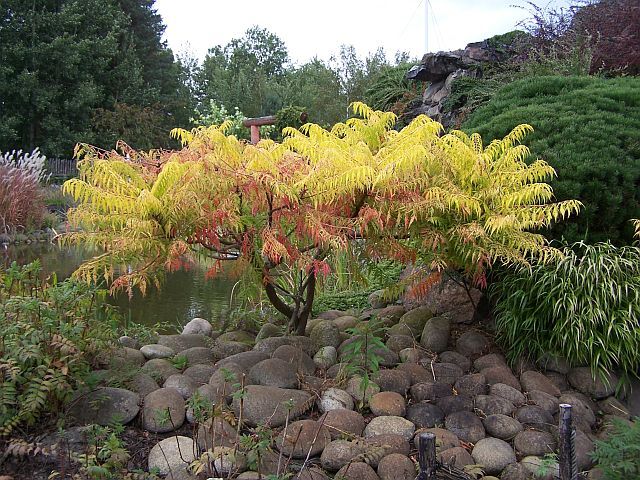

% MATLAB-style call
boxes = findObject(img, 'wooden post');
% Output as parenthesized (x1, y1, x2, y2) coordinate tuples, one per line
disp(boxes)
(417, 432, 437, 480)
(559, 403, 578, 480)
(242, 115, 277, 145)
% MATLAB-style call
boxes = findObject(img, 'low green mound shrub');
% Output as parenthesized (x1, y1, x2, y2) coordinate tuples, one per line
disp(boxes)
(463, 75, 640, 244)
(491, 242, 640, 382)
(591, 418, 640, 479)
(0, 262, 126, 436)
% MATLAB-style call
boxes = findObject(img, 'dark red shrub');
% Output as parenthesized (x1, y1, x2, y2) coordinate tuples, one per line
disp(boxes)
(574, 0, 640, 75)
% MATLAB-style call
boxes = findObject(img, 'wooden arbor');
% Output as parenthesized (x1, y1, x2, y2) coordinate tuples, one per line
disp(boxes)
(242, 115, 276, 144)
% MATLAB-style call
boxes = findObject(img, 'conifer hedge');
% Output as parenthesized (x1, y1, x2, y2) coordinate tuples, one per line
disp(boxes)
(464, 75, 640, 244)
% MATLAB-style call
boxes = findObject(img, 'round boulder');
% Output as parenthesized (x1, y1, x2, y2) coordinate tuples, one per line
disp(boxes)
(377, 453, 416, 480)
(406, 402, 445, 429)
(520, 371, 561, 397)
(248, 358, 298, 389)
(310, 320, 342, 350)
(317, 387, 354, 413)
(514, 430, 556, 457)
(474, 394, 515, 416)
(314, 346, 338, 369)
(434, 395, 473, 416)
(273, 344, 316, 376)
(445, 411, 485, 443)
(255, 322, 282, 341)
(480, 366, 521, 391)
(148, 436, 197, 475)
(420, 316, 450, 353)
(320, 440, 363, 472)
(276, 419, 331, 459)
(439, 446, 474, 467)
(335, 461, 379, 480)
(140, 344, 175, 359)
(454, 373, 487, 397)
(346, 376, 380, 404)
(567, 367, 617, 399)
(364, 415, 415, 441)
(142, 388, 185, 433)
(410, 382, 452, 402)
(490, 383, 526, 406)
(180, 346, 215, 365)
(374, 369, 411, 395)
(399, 306, 433, 337)
(164, 374, 197, 399)
(127, 373, 160, 398)
(515, 405, 554, 431)
(68, 387, 139, 426)
(428, 362, 464, 385)
(182, 317, 213, 336)
(482, 414, 523, 440)
(455, 330, 490, 357)
(528, 389, 560, 416)
(474, 353, 507, 371)
(369, 392, 406, 417)
(319, 409, 365, 439)
(183, 364, 216, 385)
(196, 417, 239, 450)
(439, 351, 471, 372)
(415, 428, 460, 452)
(232, 385, 311, 427)
(142, 358, 181, 383)
(471, 437, 516, 475)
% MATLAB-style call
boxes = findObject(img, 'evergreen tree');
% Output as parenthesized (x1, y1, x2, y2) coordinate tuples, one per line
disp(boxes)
(0, 0, 192, 157)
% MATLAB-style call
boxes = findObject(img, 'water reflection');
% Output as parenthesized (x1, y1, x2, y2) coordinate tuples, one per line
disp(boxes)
(1, 243, 233, 331)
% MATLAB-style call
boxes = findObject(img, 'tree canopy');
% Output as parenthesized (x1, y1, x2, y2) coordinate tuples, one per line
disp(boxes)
(0, 0, 191, 157)
(63, 103, 580, 333)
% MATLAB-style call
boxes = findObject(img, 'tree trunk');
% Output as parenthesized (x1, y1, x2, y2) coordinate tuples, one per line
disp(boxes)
(262, 268, 316, 335)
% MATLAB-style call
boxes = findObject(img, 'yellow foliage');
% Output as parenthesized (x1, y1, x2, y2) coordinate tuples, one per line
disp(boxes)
(63, 102, 581, 297)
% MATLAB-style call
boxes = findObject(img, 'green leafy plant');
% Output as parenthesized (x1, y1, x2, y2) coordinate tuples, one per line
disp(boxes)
(170, 354, 188, 371)
(491, 242, 640, 382)
(591, 418, 640, 479)
(0, 261, 122, 436)
(186, 391, 214, 424)
(342, 318, 387, 406)
(78, 423, 130, 478)
(536, 452, 559, 477)
(274, 105, 307, 139)
(364, 62, 420, 114)
(240, 423, 275, 472)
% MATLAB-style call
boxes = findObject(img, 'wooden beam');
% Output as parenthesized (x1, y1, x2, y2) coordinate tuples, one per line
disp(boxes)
(242, 115, 276, 127)
(243, 115, 277, 145)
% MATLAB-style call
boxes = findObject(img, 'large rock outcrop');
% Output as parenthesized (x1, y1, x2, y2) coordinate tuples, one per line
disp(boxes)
(405, 37, 519, 129)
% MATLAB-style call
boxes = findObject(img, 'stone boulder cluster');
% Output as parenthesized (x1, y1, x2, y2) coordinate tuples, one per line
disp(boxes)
(65, 299, 633, 480)
(404, 37, 519, 129)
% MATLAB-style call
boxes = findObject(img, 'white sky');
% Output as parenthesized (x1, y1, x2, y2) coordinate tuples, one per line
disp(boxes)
(155, 0, 574, 65)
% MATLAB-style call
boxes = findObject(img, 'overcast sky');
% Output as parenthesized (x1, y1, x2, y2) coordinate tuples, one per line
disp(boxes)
(155, 0, 573, 65)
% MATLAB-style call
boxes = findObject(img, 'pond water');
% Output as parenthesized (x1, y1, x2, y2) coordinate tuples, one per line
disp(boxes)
(1, 242, 234, 332)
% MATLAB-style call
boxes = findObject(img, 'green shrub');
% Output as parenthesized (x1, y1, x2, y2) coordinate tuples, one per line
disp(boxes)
(0, 261, 122, 436)
(591, 418, 640, 479)
(275, 105, 307, 139)
(491, 242, 640, 382)
(364, 63, 420, 114)
(463, 75, 640, 244)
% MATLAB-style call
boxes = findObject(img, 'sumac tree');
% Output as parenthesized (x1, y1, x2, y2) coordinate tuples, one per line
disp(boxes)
(63, 103, 580, 334)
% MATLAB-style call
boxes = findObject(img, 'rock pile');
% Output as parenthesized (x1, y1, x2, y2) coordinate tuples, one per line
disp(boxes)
(65, 300, 634, 479)
(404, 37, 519, 129)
